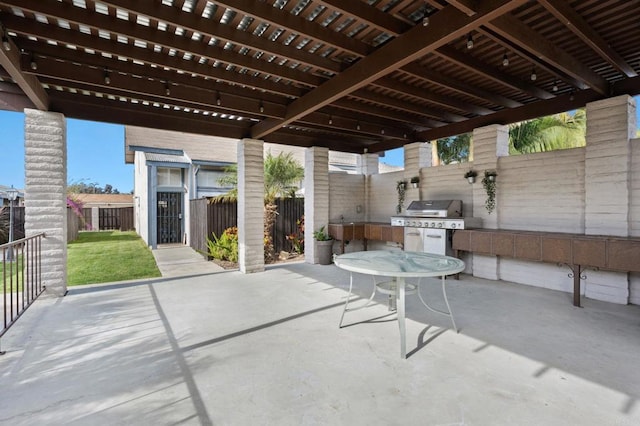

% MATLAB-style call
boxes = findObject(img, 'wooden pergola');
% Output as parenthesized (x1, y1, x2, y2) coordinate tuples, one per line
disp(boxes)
(0, 0, 639, 153)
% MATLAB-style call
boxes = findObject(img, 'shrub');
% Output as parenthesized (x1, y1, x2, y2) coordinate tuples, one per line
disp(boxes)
(207, 227, 238, 262)
(286, 215, 304, 254)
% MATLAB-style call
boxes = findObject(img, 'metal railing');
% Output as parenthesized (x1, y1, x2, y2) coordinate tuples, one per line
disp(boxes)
(1, 233, 45, 354)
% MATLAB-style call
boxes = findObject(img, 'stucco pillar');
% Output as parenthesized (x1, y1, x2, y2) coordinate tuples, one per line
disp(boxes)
(583, 95, 636, 304)
(24, 109, 67, 297)
(356, 153, 379, 175)
(470, 124, 509, 280)
(403, 142, 432, 203)
(304, 147, 330, 264)
(91, 206, 99, 231)
(237, 139, 264, 273)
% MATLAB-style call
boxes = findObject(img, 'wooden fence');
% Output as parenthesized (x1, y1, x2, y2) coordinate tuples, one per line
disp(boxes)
(1, 206, 79, 243)
(81, 207, 134, 231)
(190, 198, 304, 257)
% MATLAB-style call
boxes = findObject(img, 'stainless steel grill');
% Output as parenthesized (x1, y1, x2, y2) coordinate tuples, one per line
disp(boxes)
(391, 200, 480, 256)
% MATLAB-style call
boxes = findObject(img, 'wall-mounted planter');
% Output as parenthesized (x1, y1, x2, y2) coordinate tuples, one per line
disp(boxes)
(464, 170, 477, 184)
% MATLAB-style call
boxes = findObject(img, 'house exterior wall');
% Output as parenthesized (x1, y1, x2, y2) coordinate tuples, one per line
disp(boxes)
(134, 150, 149, 245)
(630, 137, 640, 304)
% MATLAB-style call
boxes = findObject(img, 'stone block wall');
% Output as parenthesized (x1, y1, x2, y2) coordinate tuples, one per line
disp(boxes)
(237, 139, 264, 273)
(24, 109, 67, 297)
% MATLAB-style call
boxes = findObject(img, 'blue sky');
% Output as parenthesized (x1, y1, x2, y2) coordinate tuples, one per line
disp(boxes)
(1, 98, 639, 192)
(1, 110, 133, 193)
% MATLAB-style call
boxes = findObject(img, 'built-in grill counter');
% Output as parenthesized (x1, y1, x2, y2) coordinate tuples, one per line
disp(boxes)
(452, 228, 640, 307)
(391, 200, 481, 256)
(328, 222, 404, 254)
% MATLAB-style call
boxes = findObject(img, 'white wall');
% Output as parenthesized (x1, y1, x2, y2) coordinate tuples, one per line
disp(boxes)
(498, 148, 585, 233)
(328, 173, 366, 223)
(421, 162, 475, 217)
(368, 170, 404, 221)
(134, 151, 149, 245)
(629, 138, 640, 304)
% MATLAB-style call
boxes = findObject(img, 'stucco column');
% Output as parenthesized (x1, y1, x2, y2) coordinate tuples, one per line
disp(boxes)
(356, 153, 379, 175)
(24, 109, 67, 297)
(91, 206, 99, 231)
(304, 147, 330, 264)
(237, 139, 264, 273)
(470, 124, 509, 280)
(583, 95, 636, 304)
(403, 142, 432, 203)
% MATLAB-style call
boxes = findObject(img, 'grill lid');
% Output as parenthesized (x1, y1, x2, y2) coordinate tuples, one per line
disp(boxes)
(405, 200, 462, 218)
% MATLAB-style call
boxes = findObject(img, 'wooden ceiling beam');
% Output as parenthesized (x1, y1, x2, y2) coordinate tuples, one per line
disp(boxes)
(351, 88, 466, 123)
(0, 25, 48, 109)
(537, 0, 637, 78)
(98, 0, 343, 74)
(9, 0, 339, 75)
(400, 63, 521, 108)
(1, 5, 324, 88)
(34, 58, 413, 141)
(331, 98, 439, 129)
(446, 0, 479, 16)
(18, 40, 300, 103)
(212, 0, 372, 57)
(317, 0, 411, 35)
(435, 45, 552, 99)
(372, 76, 495, 115)
(250, 0, 529, 139)
(8, 20, 307, 98)
(486, 14, 610, 95)
(28, 56, 285, 117)
(48, 90, 251, 139)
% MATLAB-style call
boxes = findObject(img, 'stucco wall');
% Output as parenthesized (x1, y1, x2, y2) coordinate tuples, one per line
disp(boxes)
(134, 151, 149, 245)
(630, 138, 640, 304)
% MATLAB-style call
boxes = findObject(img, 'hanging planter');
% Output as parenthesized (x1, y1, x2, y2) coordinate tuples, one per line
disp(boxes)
(410, 176, 420, 188)
(482, 171, 498, 214)
(396, 180, 407, 214)
(464, 170, 477, 184)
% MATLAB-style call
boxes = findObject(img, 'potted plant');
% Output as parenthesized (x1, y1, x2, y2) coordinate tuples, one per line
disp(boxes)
(410, 176, 420, 188)
(396, 180, 407, 214)
(464, 170, 477, 184)
(313, 225, 334, 265)
(482, 171, 498, 214)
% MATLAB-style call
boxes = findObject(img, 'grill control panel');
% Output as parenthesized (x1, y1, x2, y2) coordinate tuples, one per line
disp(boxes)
(391, 216, 481, 230)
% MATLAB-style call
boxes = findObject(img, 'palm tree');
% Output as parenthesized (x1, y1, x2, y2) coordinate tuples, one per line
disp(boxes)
(214, 151, 304, 262)
(435, 133, 472, 164)
(509, 109, 586, 154)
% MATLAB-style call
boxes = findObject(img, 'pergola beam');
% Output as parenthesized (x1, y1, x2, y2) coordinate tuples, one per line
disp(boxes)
(212, 0, 372, 57)
(537, 0, 637, 78)
(250, 0, 528, 139)
(98, 0, 343, 74)
(0, 26, 48, 110)
(2, 2, 325, 87)
(486, 14, 610, 95)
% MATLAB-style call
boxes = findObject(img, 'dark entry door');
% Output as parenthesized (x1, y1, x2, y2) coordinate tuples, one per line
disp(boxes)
(157, 192, 182, 244)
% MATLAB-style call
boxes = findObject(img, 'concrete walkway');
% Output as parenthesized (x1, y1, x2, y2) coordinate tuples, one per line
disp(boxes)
(152, 244, 226, 277)
(0, 263, 639, 425)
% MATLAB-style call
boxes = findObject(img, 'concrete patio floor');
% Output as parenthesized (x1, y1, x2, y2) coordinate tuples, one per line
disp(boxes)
(1, 257, 639, 425)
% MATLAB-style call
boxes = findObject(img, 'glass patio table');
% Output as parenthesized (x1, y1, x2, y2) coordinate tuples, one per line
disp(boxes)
(334, 250, 465, 359)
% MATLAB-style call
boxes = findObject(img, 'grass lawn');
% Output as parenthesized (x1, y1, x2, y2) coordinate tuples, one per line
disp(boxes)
(1, 254, 25, 292)
(67, 231, 161, 285)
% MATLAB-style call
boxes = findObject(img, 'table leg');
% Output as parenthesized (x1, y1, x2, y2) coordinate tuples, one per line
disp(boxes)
(397, 277, 406, 359)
